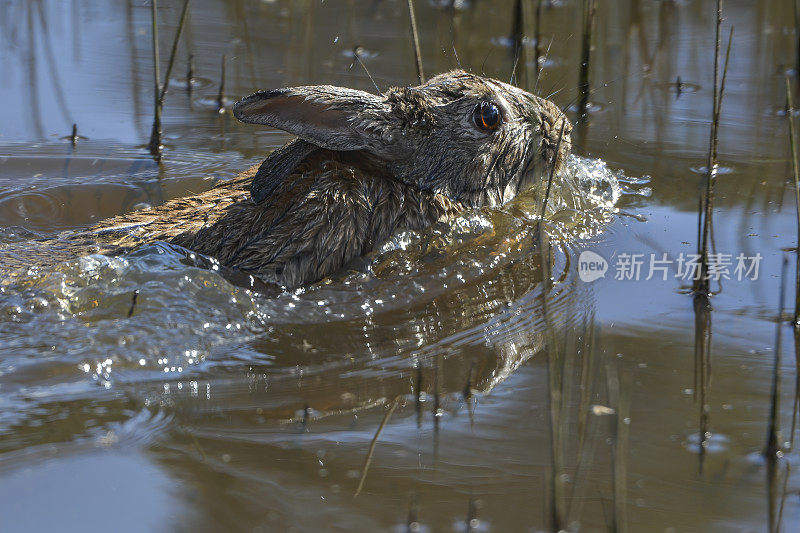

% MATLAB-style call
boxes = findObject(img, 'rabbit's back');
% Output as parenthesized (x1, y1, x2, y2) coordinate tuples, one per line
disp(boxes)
(1, 151, 462, 288)
(0, 170, 257, 277)
(170, 150, 462, 287)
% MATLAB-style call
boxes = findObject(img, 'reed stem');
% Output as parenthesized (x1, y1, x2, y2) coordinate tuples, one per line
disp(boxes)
(466, 498, 478, 532)
(355, 397, 400, 497)
(791, 327, 800, 449)
(766, 256, 788, 458)
(127, 289, 139, 318)
(693, 293, 713, 474)
(607, 362, 629, 533)
(147, 0, 162, 158)
(538, 120, 567, 531)
(217, 54, 227, 113)
(541, 118, 568, 218)
(406, 0, 425, 84)
(695, 3, 733, 295)
(787, 75, 800, 325)
(415, 364, 423, 428)
(697, 1, 723, 293)
(406, 495, 419, 532)
(147, 0, 191, 160)
(534, 0, 543, 84)
(510, 0, 525, 87)
(187, 53, 194, 93)
(158, 0, 190, 107)
(795, 0, 800, 77)
(577, 0, 596, 118)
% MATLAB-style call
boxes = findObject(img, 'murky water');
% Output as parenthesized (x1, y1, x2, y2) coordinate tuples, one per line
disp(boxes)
(1, 0, 799, 531)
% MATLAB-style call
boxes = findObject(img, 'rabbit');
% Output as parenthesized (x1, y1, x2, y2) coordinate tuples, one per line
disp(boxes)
(0, 70, 571, 289)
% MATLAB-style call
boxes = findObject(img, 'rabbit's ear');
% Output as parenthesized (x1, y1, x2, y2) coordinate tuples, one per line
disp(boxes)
(233, 86, 391, 152)
(250, 138, 320, 204)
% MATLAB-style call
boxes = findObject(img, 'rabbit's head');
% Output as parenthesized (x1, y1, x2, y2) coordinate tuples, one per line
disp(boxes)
(233, 70, 571, 207)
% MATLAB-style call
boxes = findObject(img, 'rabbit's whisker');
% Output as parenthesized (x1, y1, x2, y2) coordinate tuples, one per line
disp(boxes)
(533, 35, 554, 95)
(350, 47, 381, 95)
(480, 48, 494, 77)
(545, 86, 565, 101)
(555, 70, 645, 117)
(506, 157, 530, 200)
(510, 47, 522, 86)
(519, 148, 539, 187)
(452, 43, 462, 71)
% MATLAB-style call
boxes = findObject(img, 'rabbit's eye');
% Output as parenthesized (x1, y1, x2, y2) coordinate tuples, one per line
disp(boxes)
(472, 102, 501, 132)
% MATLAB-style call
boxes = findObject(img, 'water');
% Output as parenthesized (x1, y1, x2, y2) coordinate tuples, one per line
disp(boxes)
(1, 0, 799, 531)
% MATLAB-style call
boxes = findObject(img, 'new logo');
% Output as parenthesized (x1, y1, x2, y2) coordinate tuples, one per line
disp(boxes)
(578, 250, 608, 282)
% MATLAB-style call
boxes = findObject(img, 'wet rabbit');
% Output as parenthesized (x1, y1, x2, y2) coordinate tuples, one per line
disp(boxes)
(1, 70, 571, 288)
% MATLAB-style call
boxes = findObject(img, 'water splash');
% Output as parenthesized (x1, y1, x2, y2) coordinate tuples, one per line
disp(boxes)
(0, 155, 647, 455)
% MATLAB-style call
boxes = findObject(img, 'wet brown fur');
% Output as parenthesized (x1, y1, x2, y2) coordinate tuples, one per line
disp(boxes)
(1, 150, 461, 288)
